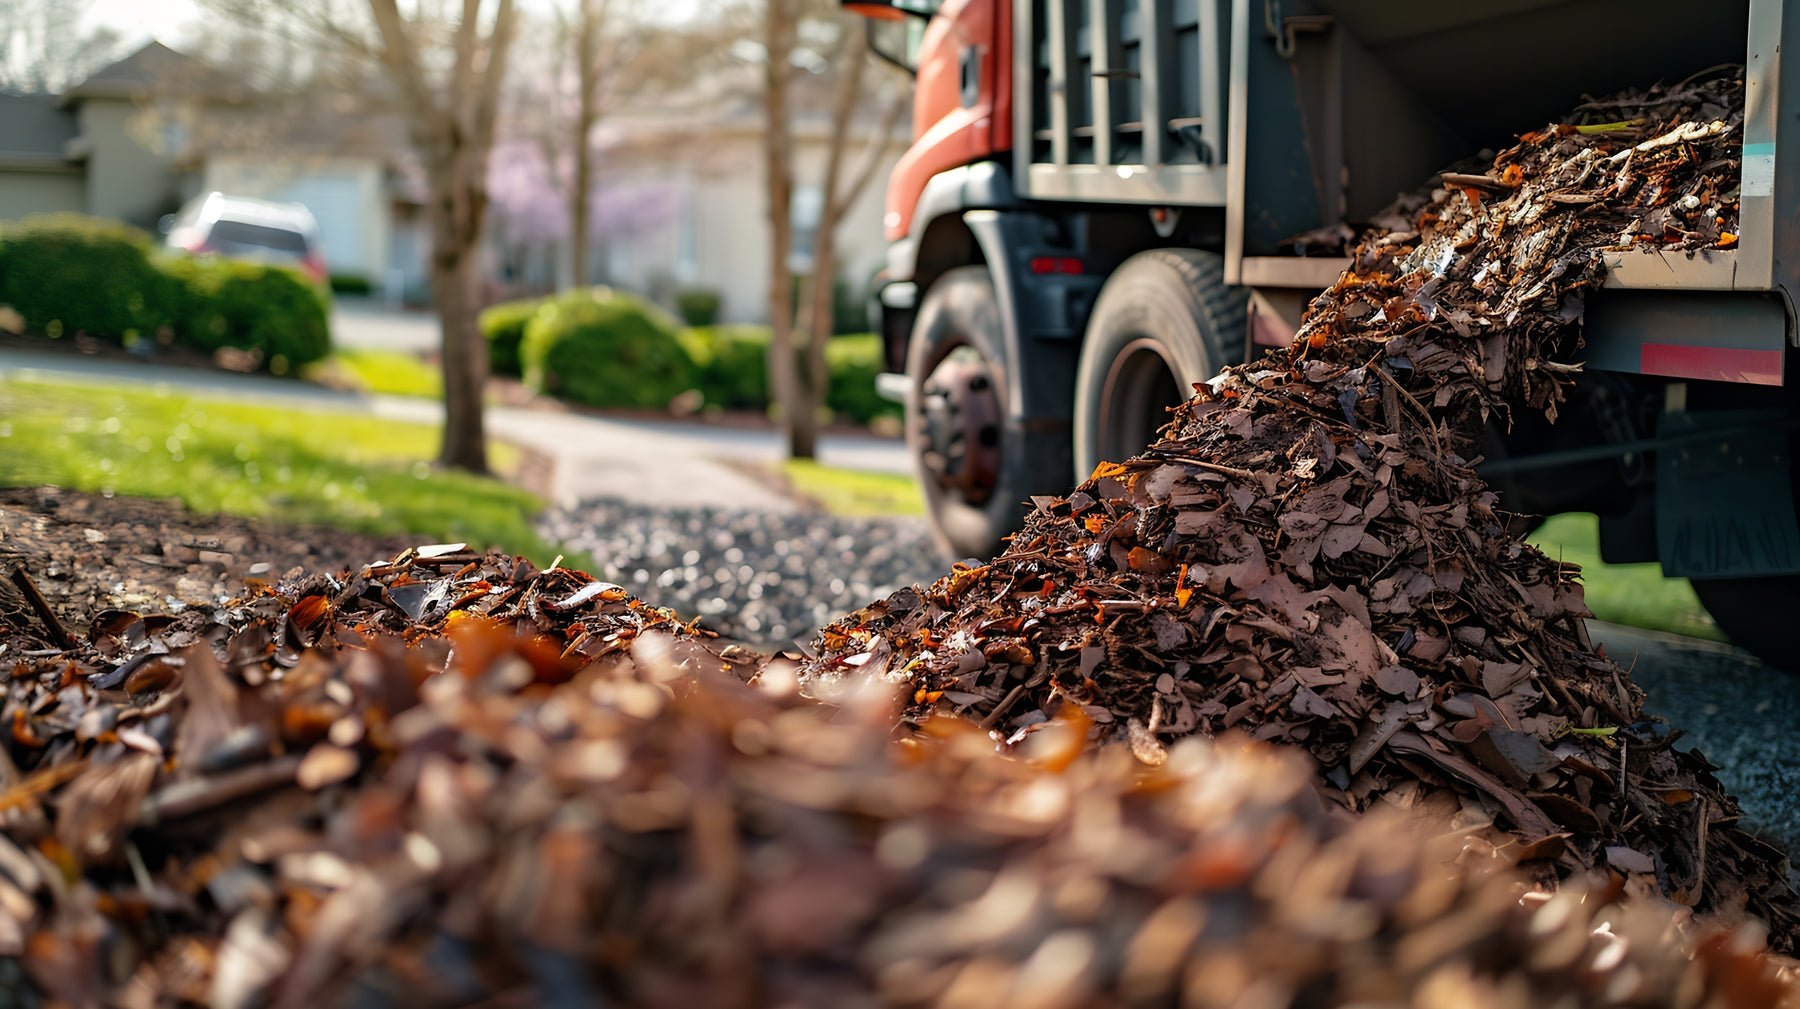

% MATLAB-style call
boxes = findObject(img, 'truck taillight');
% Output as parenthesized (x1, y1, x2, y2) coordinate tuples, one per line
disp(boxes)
(1029, 256, 1083, 275)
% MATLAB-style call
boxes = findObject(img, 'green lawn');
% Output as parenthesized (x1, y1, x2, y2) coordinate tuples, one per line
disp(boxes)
(782, 459, 923, 517)
(304, 349, 443, 399)
(1528, 512, 1724, 641)
(0, 376, 567, 565)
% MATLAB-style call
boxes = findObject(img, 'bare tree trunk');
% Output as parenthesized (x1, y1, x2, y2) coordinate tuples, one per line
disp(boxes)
(434, 241, 488, 470)
(569, 0, 604, 287)
(763, 0, 800, 453)
(367, 0, 516, 473)
(790, 26, 908, 459)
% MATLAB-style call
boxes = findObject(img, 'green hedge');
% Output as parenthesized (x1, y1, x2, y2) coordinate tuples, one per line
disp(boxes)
(328, 273, 372, 296)
(824, 333, 896, 425)
(0, 214, 330, 371)
(164, 256, 331, 372)
(676, 325, 769, 411)
(478, 297, 541, 377)
(673, 327, 892, 423)
(0, 215, 175, 343)
(674, 287, 722, 327)
(471, 282, 895, 424)
(521, 287, 693, 409)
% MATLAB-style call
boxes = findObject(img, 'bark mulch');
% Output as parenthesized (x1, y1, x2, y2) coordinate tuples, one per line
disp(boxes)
(0, 541, 1791, 1006)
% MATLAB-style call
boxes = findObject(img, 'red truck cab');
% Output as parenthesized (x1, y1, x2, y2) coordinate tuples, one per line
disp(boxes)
(881, 0, 1010, 241)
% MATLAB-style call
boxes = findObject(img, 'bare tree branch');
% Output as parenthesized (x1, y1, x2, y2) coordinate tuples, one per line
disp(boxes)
(830, 84, 908, 222)
(472, 0, 518, 151)
(366, 0, 439, 127)
(816, 25, 870, 227)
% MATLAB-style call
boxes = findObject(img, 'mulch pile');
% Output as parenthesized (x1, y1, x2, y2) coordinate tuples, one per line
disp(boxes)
(0, 546, 1793, 1006)
(0, 485, 412, 630)
(802, 67, 1799, 943)
(0, 68, 1795, 1006)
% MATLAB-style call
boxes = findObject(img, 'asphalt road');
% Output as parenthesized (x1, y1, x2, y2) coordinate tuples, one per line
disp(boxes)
(1591, 621, 1799, 859)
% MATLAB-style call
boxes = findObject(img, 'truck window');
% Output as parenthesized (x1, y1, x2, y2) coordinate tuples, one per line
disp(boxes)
(866, 4, 935, 74)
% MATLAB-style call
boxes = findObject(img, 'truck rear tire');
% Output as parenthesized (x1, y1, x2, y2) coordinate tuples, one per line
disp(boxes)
(1689, 577, 1800, 669)
(907, 265, 1054, 560)
(1072, 249, 1247, 482)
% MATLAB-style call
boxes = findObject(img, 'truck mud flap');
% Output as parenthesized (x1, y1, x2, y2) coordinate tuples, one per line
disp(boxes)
(1657, 409, 1800, 578)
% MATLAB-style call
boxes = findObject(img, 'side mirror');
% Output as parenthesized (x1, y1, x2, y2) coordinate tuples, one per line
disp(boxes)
(842, 1, 937, 20)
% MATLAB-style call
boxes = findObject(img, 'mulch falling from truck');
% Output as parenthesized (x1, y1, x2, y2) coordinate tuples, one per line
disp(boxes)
(803, 67, 1800, 942)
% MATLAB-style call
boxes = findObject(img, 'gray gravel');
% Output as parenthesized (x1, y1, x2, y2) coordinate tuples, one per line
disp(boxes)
(1593, 623, 1800, 861)
(537, 499, 945, 646)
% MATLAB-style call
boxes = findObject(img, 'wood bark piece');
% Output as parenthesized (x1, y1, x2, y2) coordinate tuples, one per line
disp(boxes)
(8, 564, 74, 651)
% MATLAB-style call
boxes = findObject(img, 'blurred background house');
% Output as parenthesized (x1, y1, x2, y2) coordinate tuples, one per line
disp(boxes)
(1, 31, 903, 326)
(0, 41, 429, 299)
(486, 49, 903, 325)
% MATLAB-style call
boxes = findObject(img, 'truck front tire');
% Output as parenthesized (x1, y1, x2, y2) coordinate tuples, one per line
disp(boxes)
(1072, 249, 1247, 481)
(906, 265, 1048, 560)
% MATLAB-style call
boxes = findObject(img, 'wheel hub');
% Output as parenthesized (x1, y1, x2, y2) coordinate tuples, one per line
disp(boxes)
(917, 348, 1002, 507)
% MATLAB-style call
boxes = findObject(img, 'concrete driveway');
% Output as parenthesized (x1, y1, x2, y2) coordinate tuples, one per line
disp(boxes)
(330, 299, 441, 354)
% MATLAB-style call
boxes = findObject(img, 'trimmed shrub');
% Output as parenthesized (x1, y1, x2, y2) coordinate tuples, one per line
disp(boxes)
(522, 287, 693, 409)
(329, 273, 373, 296)
(824, 333, 897, 425)
(165, 255, 332, 371)
(676, 325, 769, 410)
(0, 214, 177, 342)
(674, 287, 722, 327)
(478, 297, 542, 377)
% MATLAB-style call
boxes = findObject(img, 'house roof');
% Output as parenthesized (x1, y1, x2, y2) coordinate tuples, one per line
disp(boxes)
(62, 41, 202, 103)
(0, 94, 78, 164)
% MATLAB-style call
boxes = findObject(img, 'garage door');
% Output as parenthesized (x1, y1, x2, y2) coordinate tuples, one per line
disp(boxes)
(265, 175, 367, 276)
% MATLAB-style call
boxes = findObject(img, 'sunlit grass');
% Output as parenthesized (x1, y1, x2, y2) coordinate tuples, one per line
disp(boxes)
(0, 376, 570, 566)
(304, 348, 443, 398)
(1529, 512, 1724, 641)
(782, 459, 923, 517)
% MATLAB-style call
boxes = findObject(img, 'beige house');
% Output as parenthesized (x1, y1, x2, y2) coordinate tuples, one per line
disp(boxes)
(487, 60, 907, 327)
(0, 42, 192, 227)
(0, 42, 425, 293)
(592, 119, 900, 325)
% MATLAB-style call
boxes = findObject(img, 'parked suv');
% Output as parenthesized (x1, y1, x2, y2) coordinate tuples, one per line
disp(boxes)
(163, 192, 327, 284)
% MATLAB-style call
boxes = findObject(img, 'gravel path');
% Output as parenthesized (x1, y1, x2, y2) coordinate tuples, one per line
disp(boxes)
(536, 499, 946, 646)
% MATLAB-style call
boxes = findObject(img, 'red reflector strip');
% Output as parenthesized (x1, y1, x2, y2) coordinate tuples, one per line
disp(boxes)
(1028, 256, 1083, 274)
(1639, 343, 1782, 386)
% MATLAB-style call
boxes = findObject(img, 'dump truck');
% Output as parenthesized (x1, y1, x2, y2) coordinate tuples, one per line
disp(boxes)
(845, 0, 1798, 661)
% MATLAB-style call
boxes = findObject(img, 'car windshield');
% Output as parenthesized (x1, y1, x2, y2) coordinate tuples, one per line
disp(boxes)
(206, 219, 309, 257)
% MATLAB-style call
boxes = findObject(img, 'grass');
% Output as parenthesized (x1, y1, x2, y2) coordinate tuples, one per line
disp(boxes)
(0, 376, 571, 566)
(1528, 512, 1724, 640)
(782, 459, 923, 517)
(304, 349, 443, 398)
